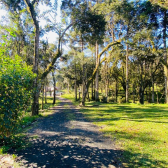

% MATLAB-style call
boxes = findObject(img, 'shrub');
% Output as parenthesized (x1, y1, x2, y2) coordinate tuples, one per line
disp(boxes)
(0, 55, 35, 139)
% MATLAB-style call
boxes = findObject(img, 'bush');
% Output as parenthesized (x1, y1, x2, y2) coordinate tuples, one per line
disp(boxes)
(0, 55, 35, 139)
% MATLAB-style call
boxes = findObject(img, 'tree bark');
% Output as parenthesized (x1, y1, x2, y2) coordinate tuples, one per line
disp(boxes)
(152, 77, 154, 103)
(139, 63, 144, 104)
(115, 79, 118, 103)
(81, 37, 86, 105)
(42, 83, 44, 110)
(75, 80, 77, 101)
(79, 89, 81, 101)
(156, 84, 159, 104)
(139, 87, 144, 104)
(52, 71, 56, 104)
(126, 44, 129, 103)
(95, 41, 99, 101)
(81, 87, 88, 106)
(45, 80, 47, 104)
(87, 88, 90, 101)
(24, 0, 40, 115)
(31, 19, 39, 115)
(148, 85, 151, 103)
(163, 10, 168, 103)
(105, 58, 108, 103)
(133, 83, 135, 103)
(91, 78, 94, 100)
(75, 62, 77, 101)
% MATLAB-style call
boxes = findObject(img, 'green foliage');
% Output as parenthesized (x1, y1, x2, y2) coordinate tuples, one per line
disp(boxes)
(0, 135, 30, 154)
(20, 114, 40, 128)
(0, 54, 36, 139)
(71, 3, 106, 44)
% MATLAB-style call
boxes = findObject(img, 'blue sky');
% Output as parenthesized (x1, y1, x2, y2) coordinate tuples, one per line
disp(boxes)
(0, 0, 62, 44)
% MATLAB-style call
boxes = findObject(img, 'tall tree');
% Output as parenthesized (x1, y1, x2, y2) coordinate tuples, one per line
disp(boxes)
(23, 0, 40, 115)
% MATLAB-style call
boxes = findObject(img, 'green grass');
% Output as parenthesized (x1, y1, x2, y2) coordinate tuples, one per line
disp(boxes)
(80, 102, 168, 168)
(39, 96, 59, 110)
(61, 92, 80, 106)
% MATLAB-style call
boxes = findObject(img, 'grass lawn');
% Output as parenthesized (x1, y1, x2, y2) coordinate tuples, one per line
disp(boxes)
(80, 102, 168, 168)
(61, 91, 80, 106)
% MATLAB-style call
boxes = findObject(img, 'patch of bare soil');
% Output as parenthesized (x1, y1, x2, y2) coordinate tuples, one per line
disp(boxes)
(9, 97, 123, 168)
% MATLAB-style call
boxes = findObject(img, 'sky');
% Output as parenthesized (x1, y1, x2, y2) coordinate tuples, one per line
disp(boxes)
(38, 0, 62, 44)
(0, 4, 7, 22)
(0, 0, 62, 44)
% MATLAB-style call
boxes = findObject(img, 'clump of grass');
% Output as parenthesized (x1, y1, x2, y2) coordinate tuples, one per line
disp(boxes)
(20, 114, 40, 128)
(81, 102, 168, 168)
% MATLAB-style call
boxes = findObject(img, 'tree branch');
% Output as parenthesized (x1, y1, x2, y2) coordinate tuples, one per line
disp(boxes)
(32, 0, 37, 6)
(24, 0, 38, 26)
(60, 23, 73, 40)
(161, 58, 168, 68)
(40, 50, 62, 80)
(87, 41, 121, 86)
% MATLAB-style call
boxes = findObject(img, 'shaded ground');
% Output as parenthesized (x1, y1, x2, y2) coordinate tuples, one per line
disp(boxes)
(10, 98, 123, 168)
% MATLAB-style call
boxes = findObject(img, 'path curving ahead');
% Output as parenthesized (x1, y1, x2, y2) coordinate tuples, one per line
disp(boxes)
(12, 98, 123, 168)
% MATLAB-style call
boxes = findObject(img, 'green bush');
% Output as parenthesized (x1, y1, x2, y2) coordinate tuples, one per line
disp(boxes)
(0, 55, 35, 139)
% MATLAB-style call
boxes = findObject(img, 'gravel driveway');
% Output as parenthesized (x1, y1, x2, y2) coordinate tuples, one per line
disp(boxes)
(11, 97, 123, 168)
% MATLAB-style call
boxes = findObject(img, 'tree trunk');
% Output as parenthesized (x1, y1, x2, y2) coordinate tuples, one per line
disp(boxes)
(80, 41, 120, 106)
(32, 23, 40, 116)
(105, 82, 108, 103)
(126, 44, 129, 103)
(156, 84, 159, 104)
(75, 63, 77, 101)
(45, 82, 47, 104)
(24, 0, 40, 116)
(42, 83, 44, 110)
(133, 83, 135, 103)
(95, 41, 99, 101)
(91, 78, 94, 100)
(91, 52, 94, 101)
(115, 79, 118, 103)
(81, 87, 88, 106)
(81, 37, 86, 105)
(79, 90, 80, 101)
(75, 80, 77, 101)
(139, 87, 144, 104)
(163, 10, 168, 103)
(52, 71, 56, 104)
(105, 58, 108, 103)
(152, 78, 154, 103)
(53, 84, 56, 104)
(139, 63, 144, 104)
(148, 86, 151, 103)
(87, 88, 90, 101)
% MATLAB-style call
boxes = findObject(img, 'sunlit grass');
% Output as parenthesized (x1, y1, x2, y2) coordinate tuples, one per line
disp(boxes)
(39, 96, 59, 110)
(61, 91, 80, 106)
(81, 102, 168, 168)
